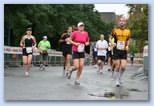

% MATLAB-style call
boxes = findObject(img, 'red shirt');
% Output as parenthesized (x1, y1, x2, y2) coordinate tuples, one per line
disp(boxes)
(71, 30, 89, 52)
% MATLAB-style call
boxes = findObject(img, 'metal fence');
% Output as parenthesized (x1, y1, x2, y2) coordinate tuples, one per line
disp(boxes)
(4, 53, 92, 68)
(4, 46, 92, 67)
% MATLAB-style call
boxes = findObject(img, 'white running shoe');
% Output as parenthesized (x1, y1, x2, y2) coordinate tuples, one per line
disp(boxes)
(119, 79, 124, 85)
(42, 65, 45, 71)
(94, 65, 98, 68)
(25, 71, 29, 77)
(100, 70, 103, 74)
(67, 70, 73, 79)
(116, 80, 120, 87)
(65, 71, 69, 77)
(74, 80, 80, 85)
(97, 69, 100, 73)
(39, 64, 43, 70)
(100, 71, 103, 75)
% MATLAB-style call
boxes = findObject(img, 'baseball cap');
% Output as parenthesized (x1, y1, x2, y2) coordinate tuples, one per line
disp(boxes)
(77, 22, 84, 27)
(43, 36, 47, 39)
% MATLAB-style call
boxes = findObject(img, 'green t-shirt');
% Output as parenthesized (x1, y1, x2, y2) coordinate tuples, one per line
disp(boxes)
(38, 40, 51, 51)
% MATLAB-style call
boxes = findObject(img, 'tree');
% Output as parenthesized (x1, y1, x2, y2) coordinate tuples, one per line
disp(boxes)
(127, 4, 148, 52)
(4, 4, 114, 50)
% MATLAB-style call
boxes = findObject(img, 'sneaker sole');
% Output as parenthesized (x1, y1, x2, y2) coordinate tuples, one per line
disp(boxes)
(74, 82, 80, 85)
(116, 84, 120, 87)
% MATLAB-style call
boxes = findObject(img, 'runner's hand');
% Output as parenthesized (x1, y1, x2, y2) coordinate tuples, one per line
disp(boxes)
(113, 43, 116, 47)
(20, 44, 24, 48)
(85, 42, 89, 46)
(65, 38, 70, 42)
(75, 42, 80, 46)
(32, 46, 37, 50)
(125, 46, 129, 51)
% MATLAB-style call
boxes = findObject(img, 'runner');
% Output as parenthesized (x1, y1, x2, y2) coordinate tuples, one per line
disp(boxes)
(130, 52, 135, 66)
(20, 27, 36, 77)
(92, 42, 97, 68)
(38, 36, 51, 71)
(111, 17, 131, 87)
(107, 35, 116, 77)
(67, 22, 89, 85)
(59, 26, 73, 76)
(96, 34, 108, 74)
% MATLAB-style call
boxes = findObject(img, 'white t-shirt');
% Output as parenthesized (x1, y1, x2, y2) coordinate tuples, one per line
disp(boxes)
(96, 40, 108, 56)
(143, 45, 148, 57)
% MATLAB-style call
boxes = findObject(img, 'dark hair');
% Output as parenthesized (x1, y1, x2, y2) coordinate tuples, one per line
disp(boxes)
(26, 27, 32, 31)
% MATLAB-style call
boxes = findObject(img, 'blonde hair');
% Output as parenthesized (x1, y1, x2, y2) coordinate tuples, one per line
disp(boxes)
(100, 34, 104, 38)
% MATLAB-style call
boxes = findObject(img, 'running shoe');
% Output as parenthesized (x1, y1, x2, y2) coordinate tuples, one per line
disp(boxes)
(39, 64, 43, 70)
(25, 71, 29, 77)
(100, 70, 103, 74)
(100, 71, 103, 74)
(94, 65, 98, 68)
(116, 80, 120, 87)
(119, 79, 124, 85)
(67, 67, 76, 79)
(74, 80, 80, 85)
(42, 65, 45, 71)
(97, 70, 100, 73)
(65, 71, 69, 77)
(108, 68, 111, 71)
(67, 70, 73, 79)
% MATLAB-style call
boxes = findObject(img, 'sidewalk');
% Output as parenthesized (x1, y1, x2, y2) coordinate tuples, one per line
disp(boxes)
(4, 64, 149, 100)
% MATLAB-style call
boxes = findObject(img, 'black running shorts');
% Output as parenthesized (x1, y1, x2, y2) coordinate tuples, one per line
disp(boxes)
(72, 52, 85, 59)
(112, 49, 127, 60)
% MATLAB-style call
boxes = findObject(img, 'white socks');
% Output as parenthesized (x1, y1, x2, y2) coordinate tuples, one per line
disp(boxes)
(114, 71, 120, 81)
(119, 71, 124, 81)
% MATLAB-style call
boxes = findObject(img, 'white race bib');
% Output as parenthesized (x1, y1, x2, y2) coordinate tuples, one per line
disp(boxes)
(66, 38, 70, 44)
(26, 47, 33, 53)
(117, 41, 125, 50)
(77, 44, 85, 53)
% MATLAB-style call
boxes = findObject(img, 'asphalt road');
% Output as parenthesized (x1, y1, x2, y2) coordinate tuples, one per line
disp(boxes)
(4, 64, 149, 101)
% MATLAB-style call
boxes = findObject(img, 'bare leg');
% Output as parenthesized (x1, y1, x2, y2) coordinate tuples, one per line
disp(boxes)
(23, 56, 28, 72)
(114, 59, 121, 86)
(119, 59, 127, 83)
(27, 55, 32, 73)
(76, 58, 84, 81)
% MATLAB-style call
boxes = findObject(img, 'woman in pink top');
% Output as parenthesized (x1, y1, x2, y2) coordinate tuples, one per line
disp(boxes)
(67, 22, 89, 85)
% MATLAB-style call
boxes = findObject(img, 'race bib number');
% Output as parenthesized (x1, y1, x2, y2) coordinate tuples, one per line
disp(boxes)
(117, 41, 125, 50)
(26, 47, 33, 53)
(77, 44, 85, 53)
(65, 38, 70, 44)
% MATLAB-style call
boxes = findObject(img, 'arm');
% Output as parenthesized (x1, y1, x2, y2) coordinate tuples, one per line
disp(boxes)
(38, 41, 41, 49)
(59, 33, 66, 43)
(111, 29, 117, 47)
(85, 32, 90, 46)
(69, 32, 80, 46)
(32, 36, 37, 48)
(69, 39, 80, 46)
(125, 30, 131, 51)
(106, 41, 109, 50)
(47, 41, 51, 49)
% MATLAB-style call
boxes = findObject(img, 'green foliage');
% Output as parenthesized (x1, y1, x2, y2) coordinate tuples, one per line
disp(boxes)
(4, 4, 114, 48)
(127, 4, 148, 52)
(129, 40, 138, 53)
